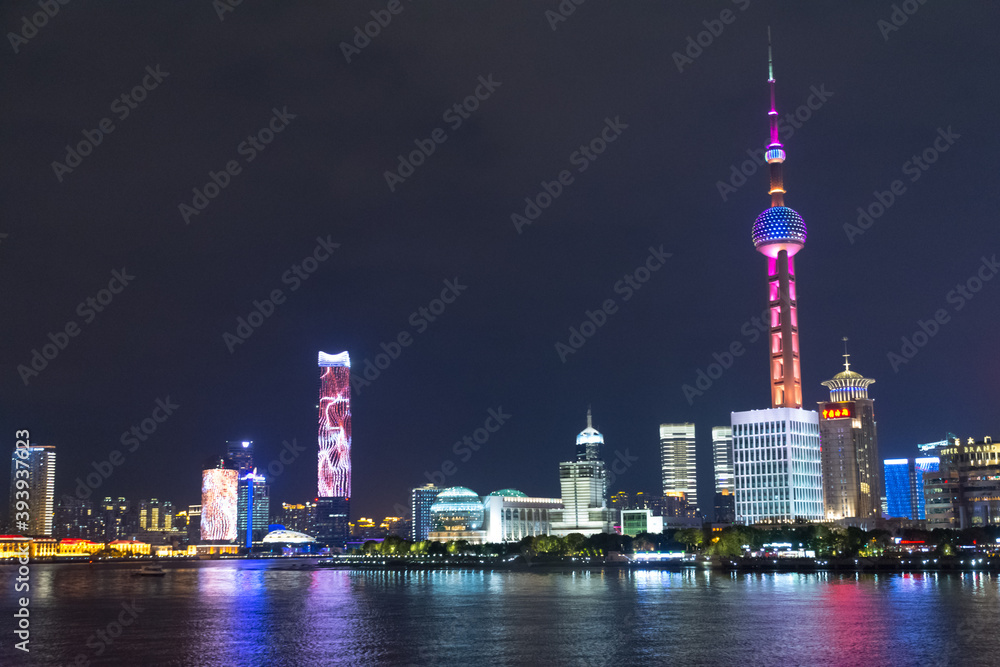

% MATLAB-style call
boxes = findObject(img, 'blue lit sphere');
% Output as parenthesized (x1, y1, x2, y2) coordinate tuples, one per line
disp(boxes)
(752, 206, 807, 253)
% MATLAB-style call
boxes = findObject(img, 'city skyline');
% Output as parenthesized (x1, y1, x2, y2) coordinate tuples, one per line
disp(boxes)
(3, 4, 997, 523)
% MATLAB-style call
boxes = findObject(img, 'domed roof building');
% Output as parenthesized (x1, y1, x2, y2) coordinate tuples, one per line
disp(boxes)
(487, 489, 526, 498)
(429, 487, 484, 533)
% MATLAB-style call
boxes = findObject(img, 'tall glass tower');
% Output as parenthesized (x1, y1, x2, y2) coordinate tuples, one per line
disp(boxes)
(9, 444, 56, 536)
(551, 411, 613, 537)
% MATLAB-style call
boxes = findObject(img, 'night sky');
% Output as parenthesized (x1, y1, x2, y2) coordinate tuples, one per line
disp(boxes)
(3, 1, 997, 522)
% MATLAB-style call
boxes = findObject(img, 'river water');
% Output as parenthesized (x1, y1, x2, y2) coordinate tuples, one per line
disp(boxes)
(2, 560, 995, 666)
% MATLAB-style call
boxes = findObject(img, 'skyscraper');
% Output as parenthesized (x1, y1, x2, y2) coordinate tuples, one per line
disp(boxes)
(227, 440, 254, 475)
(237, 471, 270, 547)
(731, 36, 823, 524)
(550, 411, 614, 536)
(9, 444, 56, 536)
(201, 455, 238, 542)
(318, 351, 352, 498)
(411, 484, 441, 542)
(712, 426, 735, 522)
(659, 423, 698, 510)
(818, 342, 880, 522)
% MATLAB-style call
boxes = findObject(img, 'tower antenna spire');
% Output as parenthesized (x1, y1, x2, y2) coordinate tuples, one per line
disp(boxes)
(842, 336, 851, 372)
(768, 25, 774, 81)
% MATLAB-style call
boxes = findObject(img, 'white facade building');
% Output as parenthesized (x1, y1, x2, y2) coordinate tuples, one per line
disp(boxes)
(731, 408, 823, 524)
(660, 423, 698, 509)
(482, 492, 562, 543)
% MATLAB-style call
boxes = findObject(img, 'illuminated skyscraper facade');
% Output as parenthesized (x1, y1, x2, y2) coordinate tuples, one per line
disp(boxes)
(551, 411, 614, 536)
(659, 423, 697, 511)
(818, 346, 880, 522)
(237, 472, 270, 546)
(201, 455, 238, 542)
(411, 484, 441, 542)
(713, 426, 735, 522)
(318, 351, 352, 498)
(9, 444, 56, 536)
(731, 38, 822, 524)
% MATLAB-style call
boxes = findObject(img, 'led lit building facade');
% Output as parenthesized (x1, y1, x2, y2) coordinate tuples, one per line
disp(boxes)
(411, 484, 441, 542)
(885, 457, 939, 520)
(818, 347, 880, 522)
(730, 37, 822, 525)
(551, 411, 615, 536)
(318, 351, 351, 498)
(9, 444, 56, 536)
(428, 486, 487, 544)
(659, 423, 698, 511)
(200, 456, 238, 542)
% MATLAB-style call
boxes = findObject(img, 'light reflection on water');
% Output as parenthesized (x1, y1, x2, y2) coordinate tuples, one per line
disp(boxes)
(1, 561, 996, 666)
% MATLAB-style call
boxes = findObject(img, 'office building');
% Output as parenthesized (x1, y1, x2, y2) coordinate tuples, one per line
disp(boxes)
(9, 444, 57, 536)
(281, 502, 316, 536)
(201, 456, 238, 542)
(55, 496, 94, 540)
(610, 491, 631, 511)
(226, 440, 254, 475)
(713, 426, 734, 494)
(186, 505, 202, 544)
(733, 409, 823, 524)
(884, 457, 939, 520)
(550, 411, 615, 536)
(818, 343, 880, 522)
(730, 41, 823, 525)
(660, 423, 698, 511)
(411, 484, 441, 542)
(928, 437, 1000, 529)
(314, 497, 350, 548)
(237, 472, 270, 546)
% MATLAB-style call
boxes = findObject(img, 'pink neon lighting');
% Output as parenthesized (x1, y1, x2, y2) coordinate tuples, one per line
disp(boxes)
(201, 468, 238, 541)
(318, 353, 351, 498)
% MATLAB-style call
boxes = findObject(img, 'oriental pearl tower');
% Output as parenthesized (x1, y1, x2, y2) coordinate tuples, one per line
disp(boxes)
(753, 29, 807, 409)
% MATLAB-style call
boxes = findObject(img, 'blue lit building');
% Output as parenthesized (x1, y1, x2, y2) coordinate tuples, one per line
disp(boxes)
(884, 457, 939, 520)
